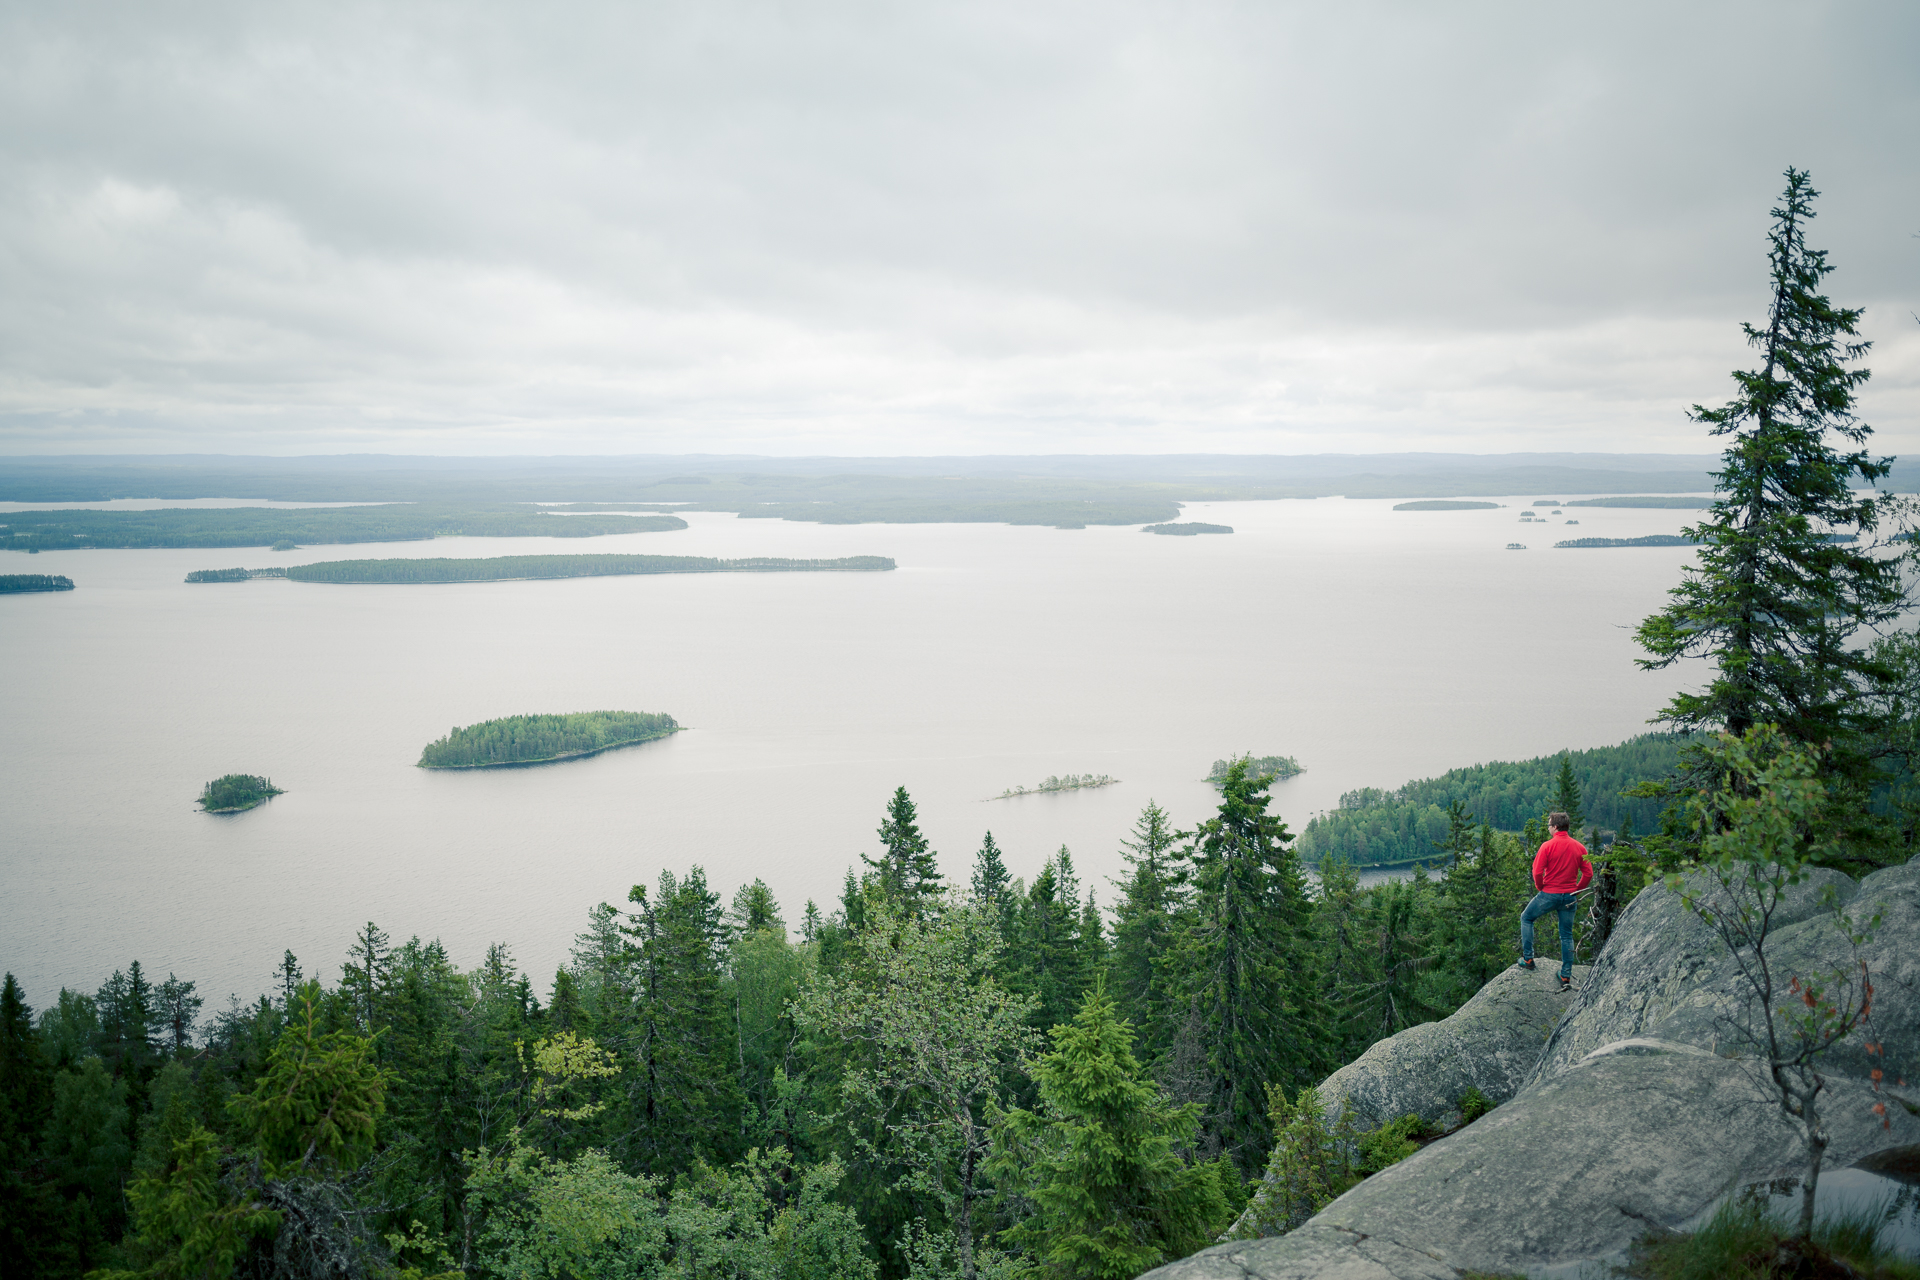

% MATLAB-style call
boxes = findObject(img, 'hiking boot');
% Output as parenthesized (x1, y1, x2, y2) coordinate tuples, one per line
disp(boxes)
(1557, 974, 1572, 992)
(1514, 958, 1535, 971)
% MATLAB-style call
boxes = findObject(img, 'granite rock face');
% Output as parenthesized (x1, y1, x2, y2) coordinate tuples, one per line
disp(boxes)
(1142, 855, 1920, 1280)
(1311, 962, 1586, 1133)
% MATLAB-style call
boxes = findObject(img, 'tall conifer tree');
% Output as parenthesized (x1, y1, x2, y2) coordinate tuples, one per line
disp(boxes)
(1108, 802, 1184, 1064)
(866, 787, 943, 911)
(1636, 170, 1906, 801)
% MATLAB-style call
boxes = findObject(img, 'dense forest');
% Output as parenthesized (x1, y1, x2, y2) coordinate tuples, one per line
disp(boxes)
(419, 712, 680, 769)
(1295, 735, 1683, 867)
(1140, 523, 1232, 535)
(1389, 501, 1498, 511)
(196, 775, 283, 813)
(0, 764, 1646, 1280)
(0, 506, 687, 552)
(284, 555, 897, 584)
(0, 574, 75, 592)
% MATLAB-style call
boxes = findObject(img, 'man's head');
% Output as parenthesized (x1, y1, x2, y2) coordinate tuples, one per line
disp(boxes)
(1547, 812, 1571, 832)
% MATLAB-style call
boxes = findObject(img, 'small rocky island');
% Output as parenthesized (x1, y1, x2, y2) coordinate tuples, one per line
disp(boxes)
(419, 710, 679, 768)
(1142, 522, 1233, 536)
(197, 774, 284, 813)
(992, 773, 1118, 799)
(1207, 754, 1303, 786)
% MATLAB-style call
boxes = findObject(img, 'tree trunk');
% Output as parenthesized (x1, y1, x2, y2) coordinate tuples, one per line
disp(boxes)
(1797, 1123, 1827, 1241)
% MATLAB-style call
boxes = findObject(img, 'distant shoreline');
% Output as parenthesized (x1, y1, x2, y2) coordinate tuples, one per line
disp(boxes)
(419, 730, 680, 770)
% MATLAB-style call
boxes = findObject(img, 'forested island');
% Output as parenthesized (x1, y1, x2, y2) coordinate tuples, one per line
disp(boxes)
(1208, 754, 1303, 785)
(1390, 500, 1499, 511)
(195, 774, 283, 813)
(0, 573, 74, 592)
(991, 773, 1118, 799)
(0, 504, 687, 551)
(1555, 534, 1699, 548)
(285, 553, 895, 584)
(1141, 522, 1233, 535)
(419, 711, 679, 768)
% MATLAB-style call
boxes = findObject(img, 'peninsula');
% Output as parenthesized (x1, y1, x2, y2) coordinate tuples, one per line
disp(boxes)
(197, 774, 283, 813)
(284, 554, 895, 584)
(1391, 500, 1499, 511)
(419, 711, 679, 769)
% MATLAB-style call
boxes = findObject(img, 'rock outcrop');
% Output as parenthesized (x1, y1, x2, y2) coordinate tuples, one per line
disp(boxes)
(1142, 855, 1920, 1280)
(1312, 962, 1587, 1133)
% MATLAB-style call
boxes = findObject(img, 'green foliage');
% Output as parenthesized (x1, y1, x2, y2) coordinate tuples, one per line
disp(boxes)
(1107, 804, 1184, 1064)
(1297, 734, 1684, 866)
(865, 787, 945, 910)
(231, 983, 386, 1173)
(0, 573, 75, 591)
(0, 503, 686, 551)
(1390, 501, 1498, 511)
(1672, 726, 1886, 1239)
(1140, 522, 1233, 534)
(287, 553, 896, 584)
(418, 711, 678, 769)
(1168, 759, 1326, 1171)
(1355, 1115, 1421, 1176)
(1457, 1087, 1494, 1124)
(1234, 1085, 1356, 1238)
(183, 568, 254, 583)
(195, 775, 282, 812)
(1635, 170, 1909, 779)
(1563, 496, 1716, 508)
(465, 1139, 667, 1280)
(988, 986, 1229, 1279)
(994, 775, 1118, 799)
(1556, 535, 1701, 548)
(100, 1124, 281, 1280)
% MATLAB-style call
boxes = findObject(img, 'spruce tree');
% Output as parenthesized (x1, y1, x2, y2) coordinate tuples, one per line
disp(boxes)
(988, 985, 1229, 1278)
(1636, 170, 1906, 800)
(1108, 801, 1184, 1063)
(0, 974, 59, 1277)
(1014, 848, 1093, 1033)
(866, 786, 944, 911)
(1169, 759, 1325, 1171)
(1550, 755, 1584, 833)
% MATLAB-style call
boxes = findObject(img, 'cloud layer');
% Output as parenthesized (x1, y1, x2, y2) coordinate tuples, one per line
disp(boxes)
(3, 0, 1917, 455)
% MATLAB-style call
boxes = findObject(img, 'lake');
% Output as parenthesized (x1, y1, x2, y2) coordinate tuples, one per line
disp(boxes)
(0, 495, 1703, 1009)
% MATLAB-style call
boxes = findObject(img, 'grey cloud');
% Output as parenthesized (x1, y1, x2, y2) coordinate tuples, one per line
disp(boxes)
(1, 0, 1917, 454)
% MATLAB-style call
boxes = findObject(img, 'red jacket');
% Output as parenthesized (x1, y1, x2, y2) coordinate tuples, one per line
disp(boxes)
(1533, 831, 1593, 894)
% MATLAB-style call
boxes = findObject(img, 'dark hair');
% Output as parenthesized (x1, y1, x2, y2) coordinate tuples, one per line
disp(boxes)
(1547, 811, 1571, 832)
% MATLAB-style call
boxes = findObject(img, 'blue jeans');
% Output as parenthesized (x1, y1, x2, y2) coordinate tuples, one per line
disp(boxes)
(1521, 891, 1578, 979)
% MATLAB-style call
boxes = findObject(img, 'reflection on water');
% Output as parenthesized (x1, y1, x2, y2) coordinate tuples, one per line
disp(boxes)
(0, 497, 1705, 1005)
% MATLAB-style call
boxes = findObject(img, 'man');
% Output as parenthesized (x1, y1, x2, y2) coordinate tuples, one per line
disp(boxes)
(1517, 811, 1592, 991)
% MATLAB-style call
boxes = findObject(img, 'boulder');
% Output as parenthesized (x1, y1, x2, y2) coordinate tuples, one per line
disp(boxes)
(1141, 854, 1920, 1280)
(1311, 962, 1587, 1134)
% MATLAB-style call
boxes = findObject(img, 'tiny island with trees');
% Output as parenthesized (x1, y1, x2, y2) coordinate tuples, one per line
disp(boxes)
(419, 710, 680, 768)
(1141, 522, 1233, 535)
(195, 774, 283, 813)
(992, 773, 1118, 799)
(1208, 754, 1303, 786)
(0, 573, 75, 592)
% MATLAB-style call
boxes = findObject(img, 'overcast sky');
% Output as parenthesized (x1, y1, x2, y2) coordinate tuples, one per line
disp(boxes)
(2, 1, 1917, 457)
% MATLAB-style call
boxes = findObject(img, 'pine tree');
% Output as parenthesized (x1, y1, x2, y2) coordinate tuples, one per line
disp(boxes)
(1636, 170, 1907, 800)
(988, 985, 1230, 1278)
(342, 921, 392, 1030)
(156, 974, 202, 1056)
(865, 786, 944, 911)
(972, 831, 1016, 946)
(1108, 801, 1184, 1064)
(275, 950, 303, 1008)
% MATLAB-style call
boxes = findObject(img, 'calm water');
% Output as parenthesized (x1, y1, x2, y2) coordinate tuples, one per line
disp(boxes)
(1, 497, 1703, 1008)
